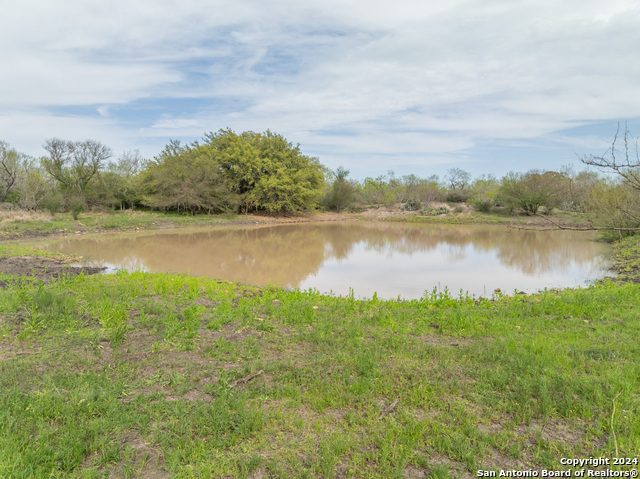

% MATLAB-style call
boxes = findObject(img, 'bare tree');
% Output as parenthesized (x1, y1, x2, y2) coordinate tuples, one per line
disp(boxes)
(18, 158, 53, 211)
(445, 168, 471, 191)
(578, 124, 640, 239)
(445, 168, 472, 202)
(0, 141, 21, 201)
(111, 149, 146, 177)
(580, 123, 640, 190)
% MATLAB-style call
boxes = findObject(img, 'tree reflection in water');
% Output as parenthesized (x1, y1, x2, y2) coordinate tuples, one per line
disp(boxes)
(45, 221, 610, 299)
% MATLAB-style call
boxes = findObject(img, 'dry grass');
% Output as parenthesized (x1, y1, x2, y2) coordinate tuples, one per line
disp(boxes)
(0, 210, 53, 223)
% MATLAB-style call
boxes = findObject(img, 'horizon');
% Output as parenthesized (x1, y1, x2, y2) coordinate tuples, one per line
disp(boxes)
(2, 0, 640, 180)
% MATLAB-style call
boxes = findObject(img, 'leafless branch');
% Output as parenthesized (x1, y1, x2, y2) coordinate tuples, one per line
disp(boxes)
(0, 141, 20, 200)
(508, 214, 640, 232)
(229, 370, 264, 389)
(380, 398, 399, 416)
(580, 122, 640, 190)
(42, 138, 112, 194)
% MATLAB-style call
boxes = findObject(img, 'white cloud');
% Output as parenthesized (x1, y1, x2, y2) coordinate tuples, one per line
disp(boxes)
(1, 0, 640, 174)
(151, 119, 200, 130)
(0, 110, 123, 155)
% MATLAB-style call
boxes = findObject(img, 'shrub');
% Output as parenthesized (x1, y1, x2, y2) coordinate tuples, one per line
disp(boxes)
(560, 201, 585, 213)
(403, 197, 423, 211)
(324, 167, 359, 212)
(585, 182, 640, 241)
(498, 170, 570, 215)
(472, 197, 493, 212)
(68, 196, 85, 220)
(43, 190, 63, 217)
(420, 205, 449, 216)
(445, 190, 471, 203)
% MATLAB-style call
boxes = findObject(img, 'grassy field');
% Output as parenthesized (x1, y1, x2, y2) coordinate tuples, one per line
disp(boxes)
(0, 215, 639, 478)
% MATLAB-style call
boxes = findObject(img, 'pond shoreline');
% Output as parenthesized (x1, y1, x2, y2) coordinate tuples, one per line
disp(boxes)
(0, 205, 590, 241)
(1, 207, 636, 286)
(2, 215, 638, 291)
(1, 211, 639, 476)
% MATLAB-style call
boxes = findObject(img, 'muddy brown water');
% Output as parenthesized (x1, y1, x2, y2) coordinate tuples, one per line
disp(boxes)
(44, 221, 611, 299)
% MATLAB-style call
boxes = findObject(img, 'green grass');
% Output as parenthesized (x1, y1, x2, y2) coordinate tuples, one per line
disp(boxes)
(1, 259, 639, 477)
(0, 229, 639, 478)
(0, 243, 72, 260)
(611, 235, 640, 282)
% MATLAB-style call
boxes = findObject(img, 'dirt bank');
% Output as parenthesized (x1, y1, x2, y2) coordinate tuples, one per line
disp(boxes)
(0, 205, 591, 284)
(254, 204, 586, 227)
(0, 256, 105, 286)
(0, 204, 588, 242)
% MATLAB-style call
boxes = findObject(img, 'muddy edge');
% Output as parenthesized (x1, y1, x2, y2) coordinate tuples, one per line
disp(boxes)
(0, 206, 595, 284)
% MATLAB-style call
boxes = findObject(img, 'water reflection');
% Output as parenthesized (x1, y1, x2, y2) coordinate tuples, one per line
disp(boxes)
(45, 221, 611, 299)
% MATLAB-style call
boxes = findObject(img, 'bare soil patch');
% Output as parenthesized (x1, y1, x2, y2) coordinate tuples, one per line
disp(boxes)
(0, 255, 105, 286)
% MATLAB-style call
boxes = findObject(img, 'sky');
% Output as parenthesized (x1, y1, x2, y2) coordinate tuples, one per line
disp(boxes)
(2, 0, 640, 180)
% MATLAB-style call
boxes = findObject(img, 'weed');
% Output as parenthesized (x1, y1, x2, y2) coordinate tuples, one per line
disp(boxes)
(0, 234, 638, 477)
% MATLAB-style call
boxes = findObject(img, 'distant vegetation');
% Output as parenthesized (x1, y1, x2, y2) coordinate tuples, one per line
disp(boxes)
(1, 125, 640, 239)
(2, 128, 640, 477)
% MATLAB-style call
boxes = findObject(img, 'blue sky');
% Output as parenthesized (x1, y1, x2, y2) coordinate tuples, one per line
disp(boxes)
(2, 0, 640, 180)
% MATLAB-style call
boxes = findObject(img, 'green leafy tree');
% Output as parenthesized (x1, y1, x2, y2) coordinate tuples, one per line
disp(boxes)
(42, 189, 64, 216)
(140, 140, 238, 214)
(68, 195, 85, 220)
(469, 175, 499, 212)
(324, 166, 359, 212)
(361, 174, 394, 205)
(42, 138, 112, 206)
(90, 150, 146, 210)
(202, 129, 324, 213)
(498, 170, 570, 215)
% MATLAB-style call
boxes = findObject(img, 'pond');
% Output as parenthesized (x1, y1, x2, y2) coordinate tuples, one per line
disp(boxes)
(44, 221, 612, 300)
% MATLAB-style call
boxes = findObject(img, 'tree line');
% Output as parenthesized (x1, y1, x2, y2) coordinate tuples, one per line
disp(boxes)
(0, 129, 324, 218)
(1, 126, 639, 238)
